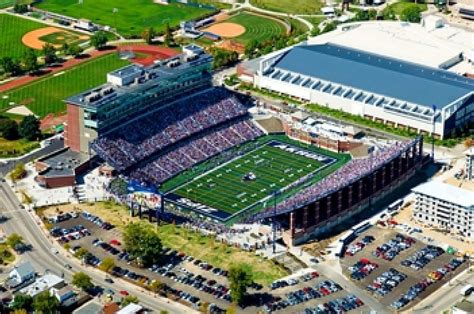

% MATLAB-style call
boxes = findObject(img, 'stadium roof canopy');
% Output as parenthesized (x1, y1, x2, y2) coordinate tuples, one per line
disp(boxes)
(273, 43, 474, 109)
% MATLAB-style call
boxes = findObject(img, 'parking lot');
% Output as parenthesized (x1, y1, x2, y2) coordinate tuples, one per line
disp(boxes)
(49, 210, 373, 313)
(340, 226, 467, 311)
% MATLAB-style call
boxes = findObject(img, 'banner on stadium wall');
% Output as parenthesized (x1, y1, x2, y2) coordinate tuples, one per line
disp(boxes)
(127, 181, 163, 210)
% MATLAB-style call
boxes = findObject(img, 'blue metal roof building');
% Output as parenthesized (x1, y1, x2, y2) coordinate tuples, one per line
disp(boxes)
(256, 43, 474, 138)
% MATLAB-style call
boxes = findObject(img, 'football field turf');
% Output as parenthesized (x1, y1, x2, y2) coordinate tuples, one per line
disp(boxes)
(170, 140, 336, 216)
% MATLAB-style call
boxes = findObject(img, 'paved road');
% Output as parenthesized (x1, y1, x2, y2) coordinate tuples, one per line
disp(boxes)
(409, 269, 474, 313)
(0, 182, 196, 313)
(0, 139, 63, 178)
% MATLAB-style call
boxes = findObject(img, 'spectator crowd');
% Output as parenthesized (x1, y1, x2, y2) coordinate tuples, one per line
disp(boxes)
(250, 139, 418, 221)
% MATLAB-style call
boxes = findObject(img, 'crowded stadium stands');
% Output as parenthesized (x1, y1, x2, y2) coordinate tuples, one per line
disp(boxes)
(91, 88, 264, 184)
(251, 140, 415, 220)
(129, 119, 263, 184)
(91, 89, 251, 171)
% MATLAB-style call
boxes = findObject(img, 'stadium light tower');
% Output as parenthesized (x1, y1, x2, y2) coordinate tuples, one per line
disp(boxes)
(431, 105, 436, 160)
(272, 190, 279, 254)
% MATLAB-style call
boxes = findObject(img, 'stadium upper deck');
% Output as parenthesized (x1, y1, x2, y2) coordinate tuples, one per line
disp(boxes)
(64, 45, 213, 153)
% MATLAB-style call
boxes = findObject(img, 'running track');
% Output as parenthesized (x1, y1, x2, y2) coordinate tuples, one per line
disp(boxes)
(0, 48, 116, 93)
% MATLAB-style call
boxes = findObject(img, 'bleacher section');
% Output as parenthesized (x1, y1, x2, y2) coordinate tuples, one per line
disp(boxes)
(91, 89, 264, 184)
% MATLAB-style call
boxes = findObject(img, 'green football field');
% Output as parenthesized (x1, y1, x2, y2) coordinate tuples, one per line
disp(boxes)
(0, 53, 129, 117)
(0, 13, 47, 58)
(225, 12, 287, 45)
(170, 140, 337, 215)
(34, 0, 214, 38)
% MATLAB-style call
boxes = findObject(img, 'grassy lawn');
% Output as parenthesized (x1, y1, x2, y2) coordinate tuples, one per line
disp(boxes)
(225, 12, 286, 44)
(0, 137, 39, 158)
(192, 0, 232, 9)
(0, 13, 47, 58)
(43, 202, 288, 285)
(389, 0, 427, 15)
(35, 0, 214, 38)
(0, 53, 129, 117)
(304, 16, 326, 29)
(250, 0, 324, 14)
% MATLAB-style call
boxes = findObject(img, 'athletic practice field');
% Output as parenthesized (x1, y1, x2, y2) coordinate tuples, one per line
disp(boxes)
(0, 13, 46, 58)
(0, 53, 129, 117)
(165, 136, 349, 220)
(34, 0, 214, 37)
(222, 12, 287, 44)
(250, 0, 324, 14)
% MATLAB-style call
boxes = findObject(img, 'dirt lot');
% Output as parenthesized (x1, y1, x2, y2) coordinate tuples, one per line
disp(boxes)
(340, 226, 467, 311)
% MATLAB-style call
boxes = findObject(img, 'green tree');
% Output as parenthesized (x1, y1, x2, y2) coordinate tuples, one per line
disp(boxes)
(368, 9, 377, 20)
(69, 44, 84, 57)
(163, 23, 174, 47)
(121, 295, 139, 307)
(0, 119, 19, 140)
(355, 9, 370, 21)
(141, 27, 156, 45)
(13, 4, 28, 14)
(32, 291, 59, 313)
(321, 22, 337, 34)
(10, 294, 33, 311)
(6, 233, 23, 249)
(0, 57, 21, 76)
(382, 6, 397, 20)
(22, 49, 39, 73)
(90, 31, 108, 50)
(72, 272, 94, 291)
(228, 264, 253, 305)
(42, 43, 57, 65)
(148, 280, 164, 293)
(99, 257, 115, 272)
(123, 222, 162, 267)
(9, 163, 26, 182)
(401, 5, 422, 23)
(18, 115, 41, 141)
(74, 247, 89, 259)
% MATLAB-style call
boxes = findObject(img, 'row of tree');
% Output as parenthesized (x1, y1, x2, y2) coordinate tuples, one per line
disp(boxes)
(0, 115, 41, 141)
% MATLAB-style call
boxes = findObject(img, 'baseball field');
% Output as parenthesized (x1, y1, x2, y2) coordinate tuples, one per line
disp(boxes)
(0, 53, 129, 117)
(0, 13, 47, 58)
(213, 12, 287, 45)
(34, 0, 215, 37)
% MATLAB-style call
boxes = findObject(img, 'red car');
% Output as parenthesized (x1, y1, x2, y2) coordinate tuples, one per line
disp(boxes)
(110, 239, 121, 246)
(119, 290, 129, 296)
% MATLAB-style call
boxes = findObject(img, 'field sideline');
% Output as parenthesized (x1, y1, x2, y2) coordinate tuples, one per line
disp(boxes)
(0, 53, 129, 117)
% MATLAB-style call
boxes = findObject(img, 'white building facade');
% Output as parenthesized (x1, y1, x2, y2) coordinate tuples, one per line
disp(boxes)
(412, 181, 474, 239)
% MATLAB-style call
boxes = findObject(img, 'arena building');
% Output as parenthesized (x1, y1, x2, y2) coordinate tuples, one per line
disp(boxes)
(250, 21, 474, 139)
(64, 45, 212, 153)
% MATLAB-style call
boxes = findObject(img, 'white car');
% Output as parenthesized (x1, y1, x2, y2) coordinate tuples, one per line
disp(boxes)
(51, 247, 59, 255)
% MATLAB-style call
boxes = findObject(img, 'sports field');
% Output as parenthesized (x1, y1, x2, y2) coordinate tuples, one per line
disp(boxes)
(168, 138, 344, 218)
(0, 53, 129, 117)
(224, 12, 286, 44)
(0, 13, 46, 58)
(0, 0, 31, 9)
(250, 0, 324, 14)
(34, 0, 214, 38)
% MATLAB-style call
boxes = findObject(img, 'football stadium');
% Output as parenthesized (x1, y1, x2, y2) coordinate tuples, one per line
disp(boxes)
(64, 44, 427, 245)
